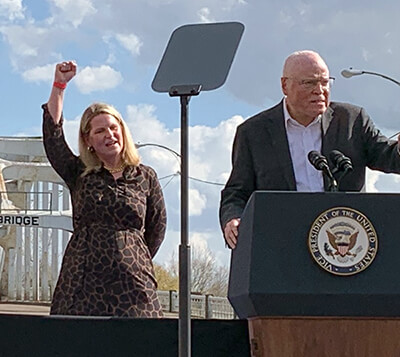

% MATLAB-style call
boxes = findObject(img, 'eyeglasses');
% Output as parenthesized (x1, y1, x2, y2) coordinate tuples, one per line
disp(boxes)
(284, 77, 335, 89)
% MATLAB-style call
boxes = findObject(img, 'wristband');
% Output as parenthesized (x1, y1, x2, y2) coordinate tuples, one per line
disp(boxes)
(53, 81, 67, 89)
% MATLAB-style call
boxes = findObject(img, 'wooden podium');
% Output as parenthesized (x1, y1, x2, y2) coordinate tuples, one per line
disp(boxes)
(228, 191, 400, 357)
(248, 317, 400, 356)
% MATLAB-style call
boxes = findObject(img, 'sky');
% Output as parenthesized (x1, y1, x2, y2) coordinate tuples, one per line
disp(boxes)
(2, 0, 400, 268)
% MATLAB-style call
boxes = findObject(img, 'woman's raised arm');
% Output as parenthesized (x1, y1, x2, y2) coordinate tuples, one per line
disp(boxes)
(46, 61, 77, 123)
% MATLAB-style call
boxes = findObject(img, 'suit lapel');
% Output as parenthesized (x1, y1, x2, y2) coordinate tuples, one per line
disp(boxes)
(321, 105, 334, 138)
(321, 105, 335, 190)
(264, 101, 296, 189)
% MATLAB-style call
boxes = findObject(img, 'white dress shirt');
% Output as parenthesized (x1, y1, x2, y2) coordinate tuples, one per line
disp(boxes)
(283, 98, 324, 192)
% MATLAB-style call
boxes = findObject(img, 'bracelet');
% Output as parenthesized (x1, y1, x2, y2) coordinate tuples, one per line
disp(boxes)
(53, 81, 67, 90)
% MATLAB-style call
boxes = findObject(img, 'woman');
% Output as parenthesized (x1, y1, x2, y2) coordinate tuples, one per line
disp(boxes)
(43, 61, 167, 317)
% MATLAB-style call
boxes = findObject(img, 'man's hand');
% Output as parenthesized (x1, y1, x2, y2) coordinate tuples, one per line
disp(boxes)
(224, 218, 241, 249)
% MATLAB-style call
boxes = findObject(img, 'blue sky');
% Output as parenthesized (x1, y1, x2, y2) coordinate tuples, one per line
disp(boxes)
(2, 0, 400, 267)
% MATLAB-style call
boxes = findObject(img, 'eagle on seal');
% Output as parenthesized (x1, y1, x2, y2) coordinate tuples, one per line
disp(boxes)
(327, 229, 359, 257)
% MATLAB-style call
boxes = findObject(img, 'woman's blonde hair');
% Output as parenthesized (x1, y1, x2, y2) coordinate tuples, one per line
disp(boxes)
(78, 102, 140, 174)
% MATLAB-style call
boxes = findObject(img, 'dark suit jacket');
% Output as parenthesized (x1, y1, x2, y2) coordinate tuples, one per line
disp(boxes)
(219, 100, 400, 229)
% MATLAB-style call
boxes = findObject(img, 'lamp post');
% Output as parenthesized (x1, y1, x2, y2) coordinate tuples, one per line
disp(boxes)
(341, 68, 400, 86)
(341, 68, 400, 139)
(136, 142, 181, 161)
(136, 142, 181, 158)
(136, 142, 225, 186)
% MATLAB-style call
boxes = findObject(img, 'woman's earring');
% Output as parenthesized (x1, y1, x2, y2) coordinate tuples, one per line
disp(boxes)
(88, 146, 94, 152)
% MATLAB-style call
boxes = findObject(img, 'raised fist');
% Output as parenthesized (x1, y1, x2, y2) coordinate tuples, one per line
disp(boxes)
(54, 61, 77, 84)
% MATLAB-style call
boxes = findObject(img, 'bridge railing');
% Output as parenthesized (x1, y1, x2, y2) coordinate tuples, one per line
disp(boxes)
(0, 183, 71, 302)
(157, 290, 236, 319)
(0, 191, 53, 214)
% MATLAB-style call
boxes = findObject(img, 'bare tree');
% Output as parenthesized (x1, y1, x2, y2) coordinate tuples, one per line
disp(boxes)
(191, 246, 215, 294)
(208, 265, 229, 297)
(162, 245, 229, 297)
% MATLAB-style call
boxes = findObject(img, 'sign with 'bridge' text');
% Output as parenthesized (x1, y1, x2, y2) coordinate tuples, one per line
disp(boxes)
(0, 214, 40, 226)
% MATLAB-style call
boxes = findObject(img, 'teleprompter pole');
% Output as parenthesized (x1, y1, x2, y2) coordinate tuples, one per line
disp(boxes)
(151, 22, 245, 357)
(170, 85, 201, 357)
(179, 94, 191, 357)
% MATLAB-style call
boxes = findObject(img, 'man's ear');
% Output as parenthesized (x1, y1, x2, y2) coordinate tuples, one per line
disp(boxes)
(281, 77, 288, 96)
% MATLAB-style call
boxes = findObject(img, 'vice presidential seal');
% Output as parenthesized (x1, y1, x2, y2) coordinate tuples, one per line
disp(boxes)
(308, 207, 378, 276)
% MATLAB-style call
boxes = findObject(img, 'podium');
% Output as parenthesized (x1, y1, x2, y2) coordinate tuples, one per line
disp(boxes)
(228, 191, 400, 356)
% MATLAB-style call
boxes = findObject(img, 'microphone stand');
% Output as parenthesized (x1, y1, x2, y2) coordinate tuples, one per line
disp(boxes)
(331, 167, 351, 186)
(308, 151, 338, 192)
(326, 173, 338, 192)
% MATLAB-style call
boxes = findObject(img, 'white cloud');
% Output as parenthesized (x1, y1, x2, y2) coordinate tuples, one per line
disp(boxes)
(115, 33, 143, 57)
(126, 103, 177, 152)
(190, 231, 210, 252)
(106, 53, 116, 64)
(189, 188, 207, 216)
(21, 63, 54, 83)
(0, 25, 65, 72)
(125, 104, 242, 196)
(153, 228, 179, 265)
(362, 48, 370, 62)
(221, 0, 247, 11)
(1, 25, 48, 58)
(189, 115, 244, 184)
(197, 7, 214, 23)
(365, 169, 380, 192)
(0, 0, 25, 20)
(62, 117, 81, 155)
(123, 104, 242, 223)
(74, 65, 123, 94)
(50, 0, 96, 28)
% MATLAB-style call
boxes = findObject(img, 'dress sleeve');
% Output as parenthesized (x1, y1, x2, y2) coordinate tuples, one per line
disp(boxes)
(144, 167, 167, 258)
(42, 103, 83, 189)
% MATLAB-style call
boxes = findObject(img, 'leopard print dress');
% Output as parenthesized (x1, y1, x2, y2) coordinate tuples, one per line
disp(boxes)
(42, 105, 167, 317)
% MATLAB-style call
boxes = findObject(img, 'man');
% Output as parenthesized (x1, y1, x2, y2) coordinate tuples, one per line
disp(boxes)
(220, 50, 400, 249)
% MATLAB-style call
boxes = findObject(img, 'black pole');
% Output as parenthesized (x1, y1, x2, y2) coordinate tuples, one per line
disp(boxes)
(168, 85, 200, 357)
(179, 94, 191, 357)
(151, 21, 244, 356)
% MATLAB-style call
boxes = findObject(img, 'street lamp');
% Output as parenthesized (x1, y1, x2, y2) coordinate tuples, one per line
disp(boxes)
(341, 68, 400, 86)
(136, 142, 181, 166)
(136, 142, 225, 186)
(136, 142, 181, 159)
(341, 68, 400, 140)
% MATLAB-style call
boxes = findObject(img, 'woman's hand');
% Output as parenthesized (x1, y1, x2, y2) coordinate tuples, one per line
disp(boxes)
(54, 61, 77, 84)
(47, 61, 77, 124)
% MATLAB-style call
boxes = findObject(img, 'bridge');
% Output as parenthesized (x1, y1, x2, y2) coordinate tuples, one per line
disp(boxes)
(0, 136, 72, 302)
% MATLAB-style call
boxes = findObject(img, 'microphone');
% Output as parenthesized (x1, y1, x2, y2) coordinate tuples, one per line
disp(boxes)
(308, 150, 330, 171)
(341, 68, 363, 78)
(308, 151, 338, 192)
(329, 150, 353, 174)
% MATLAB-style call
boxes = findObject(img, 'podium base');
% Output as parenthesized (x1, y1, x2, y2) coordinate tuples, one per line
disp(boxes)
(248, 317, 400, 357)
